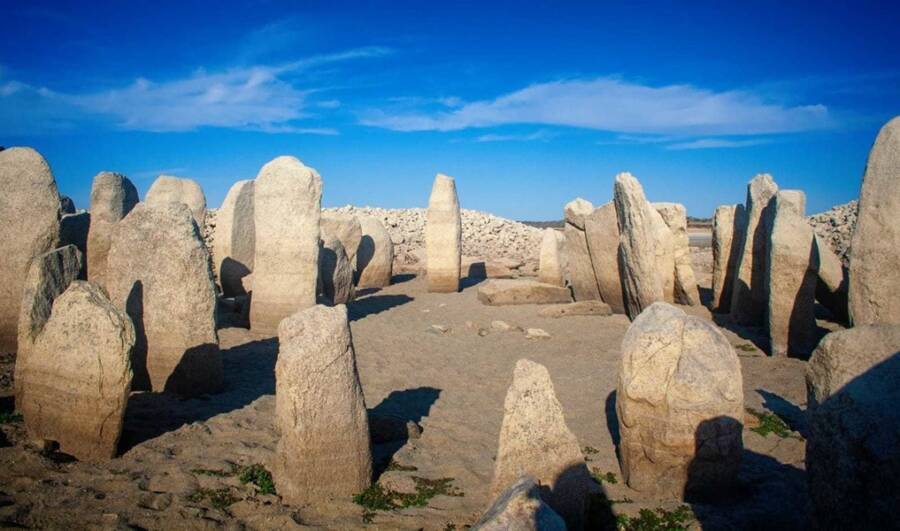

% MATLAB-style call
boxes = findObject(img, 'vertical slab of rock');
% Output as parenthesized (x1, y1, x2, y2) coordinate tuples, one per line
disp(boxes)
(473, 476, 566, 531)
(563, 197, 602, 301)
(213, 180, 255, 297)
(805, 325, 900, 529)
(273, 304, 371, 504)
(564, 198, 593, 230)
(767, 191, 818, 357)
(730, 173, 778, 325)
(20, 281, 134, 462)
(425, 173, 462, 293)
(538, 228, 566, 287)
(106, 203, 222, 396)
(813, 234, 849, 323)
(321, 214, 363, 265)
(490, 359, 591, 528)
(59, 212, 90, 275)
(356, 216, 393, 288)
(318, 234, 356, 305)
(15, 245, 82, 402)
(0, 147, 61, 352)
(711, 205, 746, 312)
(849, 116, 900, 325)
(145, 175, 207, 229)
(59, 195, 76, 214)
(617, 302, 743, 499)
(250, 156, 322, 334)
(655, 202, 700, 305)
(86, 172, 139, 288)
(584, 202, 626, 314)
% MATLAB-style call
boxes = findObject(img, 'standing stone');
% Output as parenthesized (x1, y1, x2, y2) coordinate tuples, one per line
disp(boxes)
(59, 195, 76, 214)
(584, 202, 626, 313)
(767, 191, 818, 357)
(538, 229, 566, 287)
(250, 156, 322, 335)
(564, 198, 593, 230)
(321, 214, 362, 264)
(617, 302, 743, 499)
(805, 325, 900, 529)
(814, 234, 849, 323)
(730, 174, 779, 325)
(86, 172, 139, 288)
(849, 116, 900, 325)
(272, 304, 371, 504)
(59, 212, 90, 275)
(20, 281, 134, 463)
(213, 180, 255, 297)
(490, 359, 591, 528)
(711, 205, 746, 312)
(0, 148, 61, 352)
(356, 216, 393, 288)
(145, 175, 207, 229)
(15, 245, 82, 403)
(106, 203, 222, 396)
(425, 173, 462, 293)
(319, 234, 355, 305)
(473, 476, 566, 531)
(655, 202, 700, 305)
(563, 198, 602, 301)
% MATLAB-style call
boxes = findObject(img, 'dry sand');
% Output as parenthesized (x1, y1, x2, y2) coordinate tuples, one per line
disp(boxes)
(0, 244, 818, 529)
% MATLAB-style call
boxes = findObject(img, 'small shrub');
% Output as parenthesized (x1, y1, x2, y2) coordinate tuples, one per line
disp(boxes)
(616, 505, 693, 531)
(0, 412, 22, 424)
(591, 468, 618, 485)
(353, 476, 463, 514)
(187, 488, 239, 510)
(238, 464, 276, 495)
(583, 446, 600, 461)
(746, 408, 802, 440)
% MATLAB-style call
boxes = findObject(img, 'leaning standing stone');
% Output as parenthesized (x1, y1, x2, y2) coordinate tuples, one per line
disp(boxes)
(425, 173, 462, 292)
(319, 233, 356, 305)
(250, 156, 322, 334)
(0, 147, 61, 352)
(730, 173, 779, 325)
(711, 204, 746, 312)
(356, 216, 393, 288)
(86, 172, 139, 288)
(106, 203, 222, 396)
(563, 198, 602, 301)
(490, 359, 591, 528)
(213, 179, 255, 297)
(20, 281, 134, 463)
(272, 304, 372, 504)
(584, 202, 626, 313)
(538, 228, 566, 287)
(654, 202, 700, 306)
(849, 116, 900, 325)
(617, 302, 743, 499)
(145, 175, 207, 229)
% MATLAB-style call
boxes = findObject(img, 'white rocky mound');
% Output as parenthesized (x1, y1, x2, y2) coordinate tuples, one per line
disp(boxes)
(808, 200, 857, 266)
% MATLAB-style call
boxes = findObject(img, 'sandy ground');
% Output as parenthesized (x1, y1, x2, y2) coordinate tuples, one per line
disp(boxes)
(0, 244, 820, 529)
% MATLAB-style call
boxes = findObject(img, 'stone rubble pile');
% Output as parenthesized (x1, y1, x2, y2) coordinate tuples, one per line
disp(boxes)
(807, 200, 857, 266)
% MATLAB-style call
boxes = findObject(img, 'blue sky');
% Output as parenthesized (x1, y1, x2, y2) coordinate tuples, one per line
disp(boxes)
(2, 1, 898, 220)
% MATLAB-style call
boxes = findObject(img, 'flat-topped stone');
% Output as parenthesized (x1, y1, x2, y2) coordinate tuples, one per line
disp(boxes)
(477, 279, 572, 306)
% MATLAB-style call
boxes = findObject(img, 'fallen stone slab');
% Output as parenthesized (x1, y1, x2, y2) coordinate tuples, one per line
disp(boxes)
(477, 279, 572, 306)
(538, 300, 612, 318)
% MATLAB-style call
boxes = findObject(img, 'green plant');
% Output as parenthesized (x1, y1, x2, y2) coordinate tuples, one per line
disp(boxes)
(616, 505, 693, 531)
(238, 464, 276, 495)
(191, 464, 239, 477)
(734, 343, 756, 352)
(583, 446, 600, 461)
(187, 488, 239, 510)
(385, 459, 418, 472)
(746, 408, 802, 439)
(0, 412, 22, 424)
(591, 468, 618, 485)
(353, 476, 463, 514)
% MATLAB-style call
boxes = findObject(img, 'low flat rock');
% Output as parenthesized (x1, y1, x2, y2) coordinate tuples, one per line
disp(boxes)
(477, 279, 572, 306)
(538, 300, 612, 318)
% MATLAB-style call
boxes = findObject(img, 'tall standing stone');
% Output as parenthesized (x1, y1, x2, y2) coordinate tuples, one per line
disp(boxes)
(538, 229, 566, 287)
(617, 302, 743, 499)
(272, 304, 371, 504)
(86, 172, 139, 288)
(321, 214, 362, 264)
(0, 148, 61, 352)
(106, 203, 222, 396)
(250, 157, 322, 335)
(425, 173, 461, 293)
(59, 212, 90, 274)
(711, 204, 746, 312)
(356, 216, 393, 289)
(213, 180, 255, 297)
(814, 234, 849, 324)
(767, 191, 818, 357)
(490, 359, 591, 528)
(318, 234, 355, 305)
(655, 202, 700, 305)
(584, 202, 626, 314)
(730, 174, 778, 325)
(20, 281, 134, 463)
(145, 175, 207, 229)
(563, 198, 602, 301)
(849, 116, 900, 325)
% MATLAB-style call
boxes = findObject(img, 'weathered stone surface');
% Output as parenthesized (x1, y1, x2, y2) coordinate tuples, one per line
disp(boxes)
(106, 203, 222, 396)
(213, 180, 255, 297)
(477, 279, 572, 306)
(273, 304, 371, 504)
(425, 174, 462, 292)
(730, 174, 778, 325)
(538, 300, 612, 318)
(318, 234, 355, 305)
(564, 222, 602, 301)
(250, 156, 322, 335)
(356, 216, 393, 288)
(145, 175, 207, 229)
(584, 202, 625, 314)
(849, 116, 900, 325)
(473, 476, 566, 531)
(805, 325, 900, 529)
(767, 191, 818, 357)
(814, 234, 849, 323)
(711, 205, 746, 312)
(86, 172, 139, 288)
(321, 214, 362, 263)
(15, 245, 82, 402)
(655, 202, 700, 306)
(59, 212, 90, 274)
(490, 359, 591, 528)
(538, 229, 566, 287)
(20, 281, 133, 462)
(563, 198, 593, 230)
(617, 302, 743, 499)
(0, 147, 61, 352)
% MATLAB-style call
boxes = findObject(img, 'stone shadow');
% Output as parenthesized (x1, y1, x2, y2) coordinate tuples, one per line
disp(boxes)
(367, 386, 440, 478)
(391, 273, 416, 285)
(756, 389, 807, 436)
(711, 313, 769, 352)
(355, 235, 375, 285)
(348, 294, 413, 321)
(125, 281, 150, 391)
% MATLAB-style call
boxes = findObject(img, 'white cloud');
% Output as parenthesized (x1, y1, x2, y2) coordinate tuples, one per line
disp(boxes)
(361, 77, 831, 136)
(665, 138, 771, 150)
(476, 130, 554, 142)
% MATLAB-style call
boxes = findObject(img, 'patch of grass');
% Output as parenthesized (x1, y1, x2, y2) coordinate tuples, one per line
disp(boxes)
(238, 464, 276, 495)
(0, 412, 22, 424)
(191, 464, 239, 477)
(583, 445, 600, 461)
(591, 468, 618, 485)
(187, 488, 239, 510)
(746, 408, 802, 440)
(353, 476, 463, 514)
(385, 459, 418, 472)
(616, 505, 693, 531)
(734, 343, 756, 352)
(361, 509, 376, 523)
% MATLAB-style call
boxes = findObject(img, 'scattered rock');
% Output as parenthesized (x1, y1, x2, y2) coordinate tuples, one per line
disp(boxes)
(477, 279, 572, 306)
(491, 320, 512, 332)
(524, 328, 551, 340)
(808, 200, 857, 267)
(428, 324, 450, 335)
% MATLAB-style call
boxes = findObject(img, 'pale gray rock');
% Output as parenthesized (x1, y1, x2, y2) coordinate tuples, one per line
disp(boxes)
(584, 202, 626, 314)
(477, 279, 572, 306)
(563, 197, 593, 230)
(711, 205, 746, 312)
(318, 233, 356, 305)
(86, 172, 139, 288)
(730, 173, 779, 325)
(814, 234, 849, 323)
(321, 213, 362, 263)
(473, 476, 566, 531)
(655, 202, 700, 306)
(425, 173, 462, 292)
(213, 180, 255, 297)
(563, 221, 601, 301)
(145, 175, 207, 229)
(356, 216, 393, 288)
(538, 228, 566, 287)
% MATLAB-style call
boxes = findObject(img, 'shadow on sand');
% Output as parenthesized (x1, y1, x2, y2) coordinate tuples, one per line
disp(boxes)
(348, 294, 414, 321)
(367, 386, 440, 478)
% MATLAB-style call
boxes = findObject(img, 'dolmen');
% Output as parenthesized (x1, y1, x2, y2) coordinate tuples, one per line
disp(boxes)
(425, 173, 461, 292)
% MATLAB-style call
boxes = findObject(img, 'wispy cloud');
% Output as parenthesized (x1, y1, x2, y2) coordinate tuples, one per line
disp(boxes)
(361, 77, 832, 136)
(665, 137, 772, 150)
(476, 129, 555, 142)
